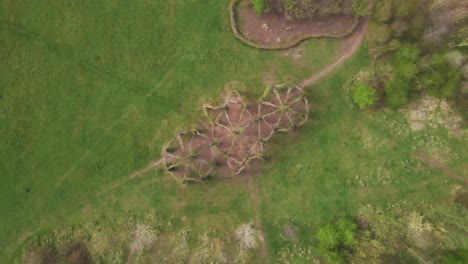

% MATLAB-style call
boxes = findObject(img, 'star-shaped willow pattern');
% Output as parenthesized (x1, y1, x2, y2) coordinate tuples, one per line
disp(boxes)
(162, 84, 309, 182)
(162, 130, 218, 182)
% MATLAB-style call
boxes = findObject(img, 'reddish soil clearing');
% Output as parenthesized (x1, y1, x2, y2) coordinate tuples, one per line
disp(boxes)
(238, 7, 357, 46)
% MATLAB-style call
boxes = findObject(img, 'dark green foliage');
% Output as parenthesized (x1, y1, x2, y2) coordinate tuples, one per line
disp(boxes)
(374, 0, 393, 23)
(352, 83, 378, 109)
(316, 217, 357, 264)
(252, 0, 266, 15)
(351, 0, 370, 16)
(454, 92, 468, 122)
(368, 0, 431, 58)
(393, 44, 420, 80)
(383, 45, 420, 109)
(439, 249, 468, 264)
(367, 23, 392, 45)
(392, 0, 416, 19)
(385, 76, 410, 108)
(417, 54, 462, 98)
(269, 0, 355, 19)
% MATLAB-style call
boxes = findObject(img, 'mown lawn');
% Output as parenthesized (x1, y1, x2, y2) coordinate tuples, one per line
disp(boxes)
(1, 0, 466, 263)
(0, 0, 341, 262)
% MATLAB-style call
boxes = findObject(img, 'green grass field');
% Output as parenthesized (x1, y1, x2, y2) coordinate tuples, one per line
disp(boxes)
(1, 0, 466, 263)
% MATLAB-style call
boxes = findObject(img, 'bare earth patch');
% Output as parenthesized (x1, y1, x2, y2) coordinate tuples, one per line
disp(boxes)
(403, 95, 465, 138)
(237, 6, 357, 47)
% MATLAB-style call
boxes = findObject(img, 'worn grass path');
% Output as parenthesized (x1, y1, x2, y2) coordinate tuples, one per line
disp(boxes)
(299, 17, 369, 89)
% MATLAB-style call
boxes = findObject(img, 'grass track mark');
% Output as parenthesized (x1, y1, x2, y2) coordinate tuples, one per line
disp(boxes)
(247, 178, 270, 263)
(95, 159, 163, 197)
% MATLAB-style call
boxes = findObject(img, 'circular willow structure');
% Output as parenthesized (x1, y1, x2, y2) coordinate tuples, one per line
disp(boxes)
(162, 129, 217, 183)
(203, 90, 264, 174)
(259, 84, 309, 132)
(162, 84, 309, 181)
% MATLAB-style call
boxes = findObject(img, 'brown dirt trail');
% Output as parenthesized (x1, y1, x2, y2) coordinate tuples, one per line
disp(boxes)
(299, 17, 369, 88)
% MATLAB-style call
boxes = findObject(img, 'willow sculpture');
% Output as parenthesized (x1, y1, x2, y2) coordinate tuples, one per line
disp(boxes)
(162, 84, 309, 183)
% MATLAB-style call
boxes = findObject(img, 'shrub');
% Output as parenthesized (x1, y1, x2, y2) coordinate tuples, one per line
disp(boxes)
(252, 0, 266, 15)
(352, 83, 378, 109)
(316, 217, 358, 264)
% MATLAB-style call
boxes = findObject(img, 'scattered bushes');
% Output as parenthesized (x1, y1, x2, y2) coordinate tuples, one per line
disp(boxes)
(358, 41, 464, 110)
(352, 202, 468, 263)
(19, 214, 260, 264)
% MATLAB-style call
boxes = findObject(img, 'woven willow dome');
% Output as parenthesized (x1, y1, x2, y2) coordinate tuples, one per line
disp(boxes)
(203, 90, 264, 174)
(162, 84, 309, 182)
(259, 84, 309, 132)
(162, 130, 218, 183)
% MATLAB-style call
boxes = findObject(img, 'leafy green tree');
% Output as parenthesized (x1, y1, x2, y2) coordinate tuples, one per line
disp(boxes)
(382, 45, 420, 109)
(316, 217, 358, 264)
(393, 44, 421, 80)
(352, 83, 378, 109)
(252, 0, 266, 15)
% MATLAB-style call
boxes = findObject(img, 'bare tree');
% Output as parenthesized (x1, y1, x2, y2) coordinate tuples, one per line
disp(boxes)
(235, 223, 263, 250)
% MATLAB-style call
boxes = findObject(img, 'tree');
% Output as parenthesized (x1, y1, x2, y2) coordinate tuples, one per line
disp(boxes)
(235, 223, 263, 250)
(393, 44, 421, 80)
(352, 83, 378, 109)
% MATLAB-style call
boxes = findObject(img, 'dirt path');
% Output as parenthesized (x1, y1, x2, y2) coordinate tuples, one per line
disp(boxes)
(299, 17, 369, 88)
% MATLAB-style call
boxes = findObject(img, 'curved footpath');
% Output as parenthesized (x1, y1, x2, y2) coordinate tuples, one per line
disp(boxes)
(299, 16, 370, 88)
